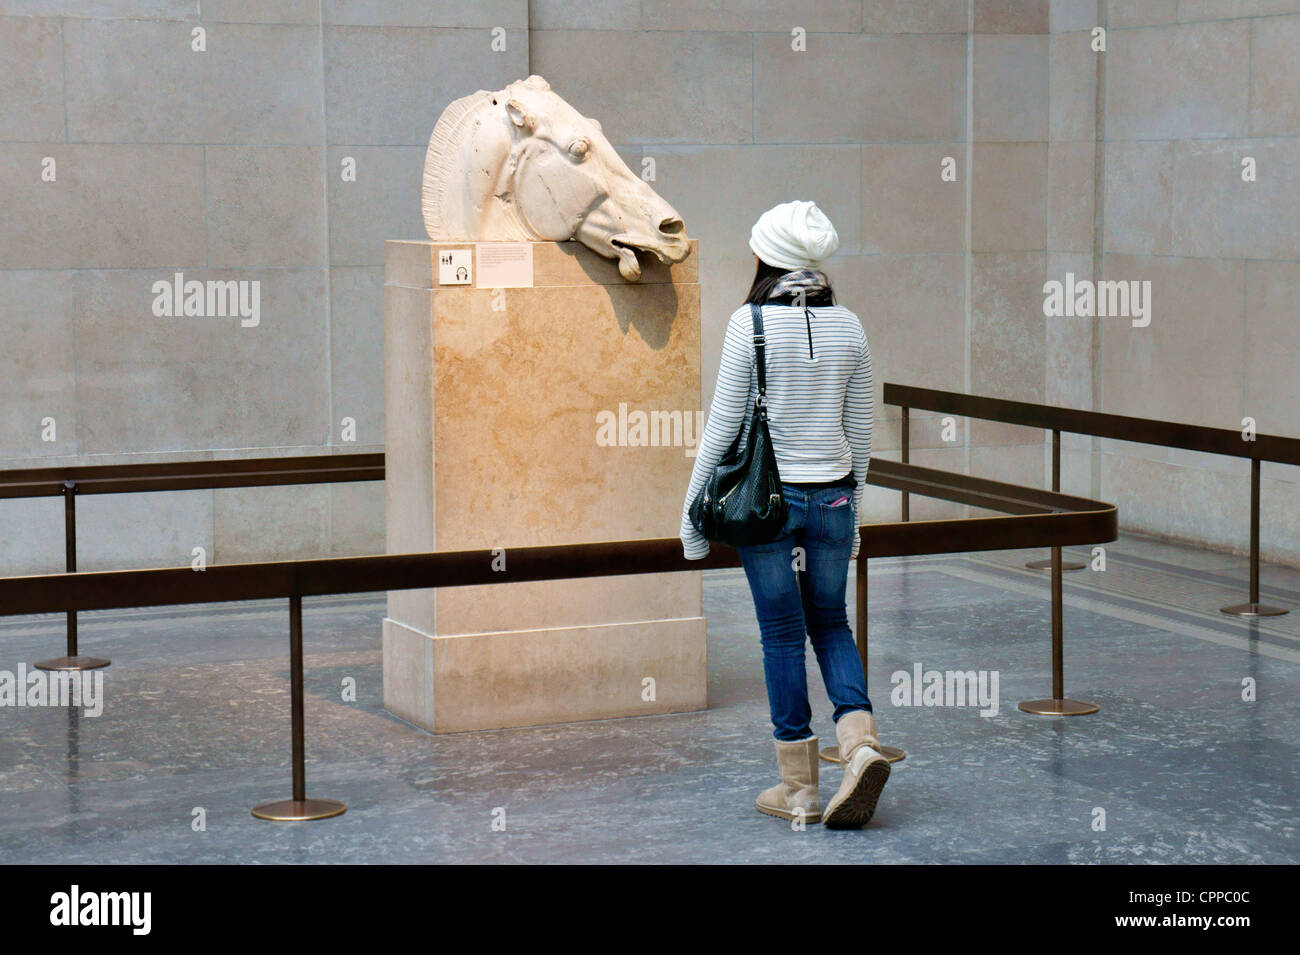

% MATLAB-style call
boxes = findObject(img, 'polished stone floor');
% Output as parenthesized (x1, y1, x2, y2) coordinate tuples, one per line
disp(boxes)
(0, 530, 1296, 864)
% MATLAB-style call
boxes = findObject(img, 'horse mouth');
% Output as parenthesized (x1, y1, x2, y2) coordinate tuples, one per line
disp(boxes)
(610, 235, 686, 282)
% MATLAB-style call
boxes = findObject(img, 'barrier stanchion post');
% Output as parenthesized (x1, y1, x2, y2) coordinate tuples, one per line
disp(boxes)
(1019, 546, 1098, 716)
(820, 550, 906, 764)
(252, 593, 347, 821)
(1221, 457, 1287, 617)
(1026, 430, 1087, 572)
(900, 406, 909, 522)
(35, 481, 110, 672)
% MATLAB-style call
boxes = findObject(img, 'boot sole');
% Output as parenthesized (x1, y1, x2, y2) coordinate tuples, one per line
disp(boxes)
(823, 758, 890, 829)
(756, 803, 822, 825)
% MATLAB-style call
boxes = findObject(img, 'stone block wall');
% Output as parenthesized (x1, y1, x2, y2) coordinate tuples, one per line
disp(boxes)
(2, 0, 1298, 570)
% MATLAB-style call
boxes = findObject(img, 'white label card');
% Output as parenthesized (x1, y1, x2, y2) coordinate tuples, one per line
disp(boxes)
(476, 242, 534, 288)
(437, 248, 473, 285)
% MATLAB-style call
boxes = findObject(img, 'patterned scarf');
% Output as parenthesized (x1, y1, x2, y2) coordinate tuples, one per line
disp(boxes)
(768, 268, 832, 302)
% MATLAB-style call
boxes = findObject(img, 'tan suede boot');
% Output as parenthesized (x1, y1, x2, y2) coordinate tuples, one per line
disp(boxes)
(755, 736, 822, 823)
(823, 710, 890, 829)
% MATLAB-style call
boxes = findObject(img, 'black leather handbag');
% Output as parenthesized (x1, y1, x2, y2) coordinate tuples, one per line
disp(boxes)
(688, 304, 788, 547)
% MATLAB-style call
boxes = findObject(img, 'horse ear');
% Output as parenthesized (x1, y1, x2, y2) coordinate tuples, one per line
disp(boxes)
(505, 99, 535, 131)
(587, 117, 602, 133)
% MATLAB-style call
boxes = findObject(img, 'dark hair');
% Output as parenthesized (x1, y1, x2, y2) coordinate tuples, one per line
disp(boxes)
(743, 258, 835, 306)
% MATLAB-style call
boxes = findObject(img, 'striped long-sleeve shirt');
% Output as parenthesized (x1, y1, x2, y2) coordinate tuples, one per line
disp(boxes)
(680, 302, 873, 560)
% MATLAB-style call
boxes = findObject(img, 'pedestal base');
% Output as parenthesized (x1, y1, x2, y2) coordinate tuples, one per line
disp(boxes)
(383, 616, 707, 733)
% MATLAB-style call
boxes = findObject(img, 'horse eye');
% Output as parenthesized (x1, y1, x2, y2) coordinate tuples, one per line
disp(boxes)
(568, 138, 590, 160)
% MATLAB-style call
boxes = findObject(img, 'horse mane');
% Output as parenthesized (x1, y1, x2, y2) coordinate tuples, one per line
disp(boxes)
(422, 89, 493, 238)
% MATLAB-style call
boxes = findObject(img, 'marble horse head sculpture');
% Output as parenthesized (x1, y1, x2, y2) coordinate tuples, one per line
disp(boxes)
(422, 75, 690, 282)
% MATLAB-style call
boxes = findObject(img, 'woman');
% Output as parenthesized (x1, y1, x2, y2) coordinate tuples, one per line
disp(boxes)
(680, 200, 889, 829)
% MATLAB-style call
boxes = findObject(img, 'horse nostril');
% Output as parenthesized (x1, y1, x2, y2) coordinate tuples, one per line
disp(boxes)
(659, 217, 684, 236)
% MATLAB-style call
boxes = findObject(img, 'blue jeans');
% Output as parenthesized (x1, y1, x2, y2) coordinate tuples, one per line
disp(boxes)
(736, 484, 872, 741)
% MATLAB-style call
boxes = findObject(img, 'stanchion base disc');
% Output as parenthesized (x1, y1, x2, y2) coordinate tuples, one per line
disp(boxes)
(1025, 558, 1087, 571)
(1018, 698, 1099, 716)
(251, 798, 347, 822)
(819, 744, 906, 764)
(1219, 602, 1289, 618)
(34, 655, 111, 672)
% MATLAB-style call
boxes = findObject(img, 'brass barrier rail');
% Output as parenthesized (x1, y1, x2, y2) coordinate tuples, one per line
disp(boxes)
(0, 453, 384, 671)
(0, 458, 1116, 820)
(886, 382, 1300, 622)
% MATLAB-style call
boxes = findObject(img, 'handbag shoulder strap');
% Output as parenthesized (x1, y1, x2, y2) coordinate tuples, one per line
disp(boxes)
(749, 303, 769, 412)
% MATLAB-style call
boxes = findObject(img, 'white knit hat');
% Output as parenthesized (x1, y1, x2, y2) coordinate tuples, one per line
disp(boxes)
(748, 200, 840, 270)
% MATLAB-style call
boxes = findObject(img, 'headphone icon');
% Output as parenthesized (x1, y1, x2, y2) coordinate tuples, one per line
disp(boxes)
(456, 266, 469, 281)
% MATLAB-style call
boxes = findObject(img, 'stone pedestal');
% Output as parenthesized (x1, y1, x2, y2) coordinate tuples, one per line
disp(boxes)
(382, 239, 706, 732)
